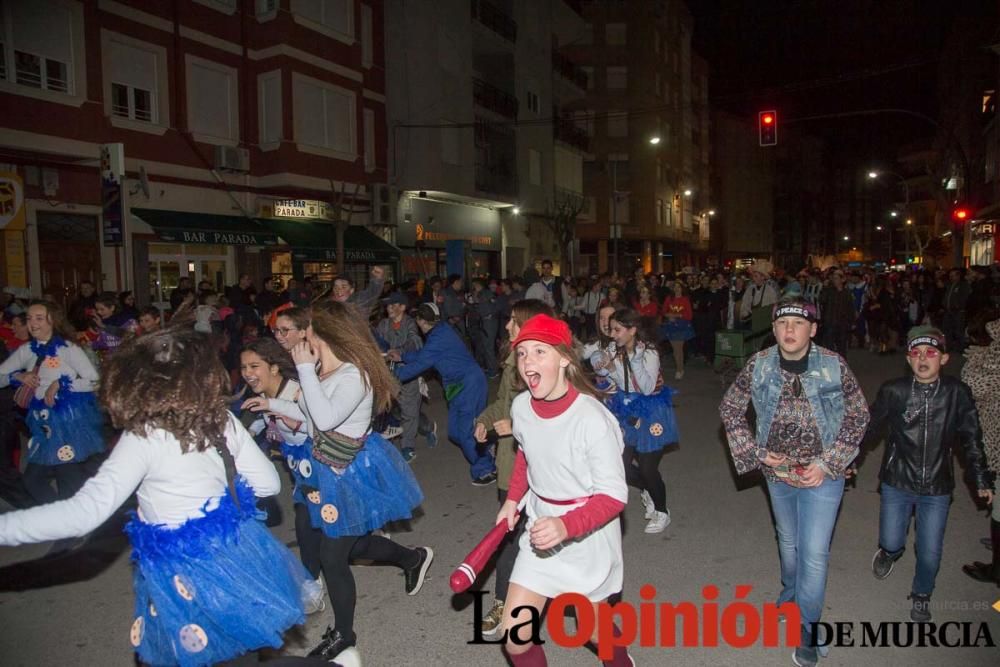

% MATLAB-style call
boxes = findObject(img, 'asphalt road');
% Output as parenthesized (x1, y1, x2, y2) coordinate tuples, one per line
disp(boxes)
(1, 348, 998, 667)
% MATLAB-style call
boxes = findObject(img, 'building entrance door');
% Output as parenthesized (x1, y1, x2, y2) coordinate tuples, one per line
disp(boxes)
(36, 212, 101, 310)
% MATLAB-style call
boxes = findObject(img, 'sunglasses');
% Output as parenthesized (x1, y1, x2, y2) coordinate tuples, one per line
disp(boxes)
(907, 348, 941, 359)
(272, 327, 299, 336)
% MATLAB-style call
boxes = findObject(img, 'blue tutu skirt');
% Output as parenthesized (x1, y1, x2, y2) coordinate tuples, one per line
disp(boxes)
(283, 433, 424, 538)
(606, 388, 679, 453)
(660, 319, 695, 342)
(26, 391, 105, 466)
(125, 479, 308, 667)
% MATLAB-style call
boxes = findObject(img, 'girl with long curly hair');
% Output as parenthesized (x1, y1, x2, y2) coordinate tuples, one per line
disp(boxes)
(260, 300, 430, 664)
(0, 300, 103, 503)
(0, 327, 323, 666)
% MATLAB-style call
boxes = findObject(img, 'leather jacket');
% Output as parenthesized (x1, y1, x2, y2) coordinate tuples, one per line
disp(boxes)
(868, 375, 993, 495)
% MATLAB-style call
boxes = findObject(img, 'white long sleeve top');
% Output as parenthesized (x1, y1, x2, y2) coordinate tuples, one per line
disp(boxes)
(596, 344, 660, 395)
(246, 379, 310, 445)
(0, 339, 98, 398)
(0, 413, 278, 546)
(269, 362, 372, 439)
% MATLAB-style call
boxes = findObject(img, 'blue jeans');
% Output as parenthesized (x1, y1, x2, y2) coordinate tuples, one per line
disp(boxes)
(878, 482, 951, 596)
(766, 477, 845, 627)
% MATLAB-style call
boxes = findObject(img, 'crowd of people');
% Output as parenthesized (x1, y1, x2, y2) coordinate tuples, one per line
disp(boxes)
(0, 256, 995, 667)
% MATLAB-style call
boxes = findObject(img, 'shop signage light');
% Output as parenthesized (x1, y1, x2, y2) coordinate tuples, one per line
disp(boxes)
(273, 199, 330, 219)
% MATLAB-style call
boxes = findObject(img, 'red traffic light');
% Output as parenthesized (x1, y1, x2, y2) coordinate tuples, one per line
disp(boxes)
(758, 110, 777, 146)
(952, 207, 970, 222)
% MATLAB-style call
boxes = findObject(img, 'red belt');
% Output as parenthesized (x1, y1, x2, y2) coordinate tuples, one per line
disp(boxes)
(536, 494, 591, 506)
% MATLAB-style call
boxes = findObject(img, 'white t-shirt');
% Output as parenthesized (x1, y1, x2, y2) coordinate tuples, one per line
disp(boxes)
(0, 413, 278, 546)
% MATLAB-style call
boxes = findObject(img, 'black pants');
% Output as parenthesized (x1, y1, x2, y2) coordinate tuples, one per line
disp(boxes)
(622, 447, 667, 512)
(22, 461, 90, 504)
(494, 489, 525, 601)
(213, 652, 330, 666)
(319, 533, 420, 641)
(294, 503, 323, 579)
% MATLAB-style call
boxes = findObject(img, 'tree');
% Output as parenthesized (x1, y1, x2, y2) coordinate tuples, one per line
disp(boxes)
(327, 180, 362, 276)
(537, 189, 585, 275)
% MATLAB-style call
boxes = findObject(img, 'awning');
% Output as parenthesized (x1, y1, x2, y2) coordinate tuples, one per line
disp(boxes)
(262, 220, 400, 263)
(132, 208, 279, 246)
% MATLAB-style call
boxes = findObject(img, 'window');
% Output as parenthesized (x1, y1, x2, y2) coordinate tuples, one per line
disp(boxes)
(528, 148, 541, 186)
(1, 0, 81, 98)
(605, 23, 626, 45)
(258, 70, 282, 147)
(363, 108, 376, 172)
(441, 120, 461, 165)
(657, 198, 666, 226)
(293, 73, 357, 160)
(606, 66, 627, 91)
(607, 111, 628, 138)
(102, 31, 169, 132)
(195, 0, 237, 13)
(526, 91, 539, 115)
(187, 56, 239, 144)
(361, 4, 373, 67)
(292, 0, 354, 41)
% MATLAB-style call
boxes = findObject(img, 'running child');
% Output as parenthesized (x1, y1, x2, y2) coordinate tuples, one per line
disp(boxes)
(0, 327, 320, 666)
(0, 301, 104, 503)
(498, 314, 631, 666)
(867, 326, 994, 621)
(599, 307, 678, 533)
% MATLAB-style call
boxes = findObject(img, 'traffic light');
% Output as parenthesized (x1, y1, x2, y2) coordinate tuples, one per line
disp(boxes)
(952, 206, 970, 224)
(759, 110, 777, 146)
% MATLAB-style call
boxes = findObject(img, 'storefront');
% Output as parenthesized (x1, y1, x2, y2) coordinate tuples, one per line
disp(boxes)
(395, 196, 502, 279)
(970, 219, 999, 266)
(261, 219, 401, 290)
(131, 208, 278, 311)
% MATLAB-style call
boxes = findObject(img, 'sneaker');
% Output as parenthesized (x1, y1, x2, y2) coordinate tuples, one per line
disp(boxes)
(644, 509, 671, 533)
(331, 647, 363, 667)
(301, 577, 326, 615)
(792, 646, 818, 667)
(480, 599, 505, 636)
(401, 447, 416, 462)
(909, 593, 932, 622)
(425, 420, 438, 448)
(472, 471, 498, 487)
(373, 528, 391, 540)
(871, 547, 900, 580)
(308, 627, 356, 661)
(380, 425, 404, 440)
(404, 546, 434, 595)
(639, 490, 655, 520)
(674, 370, 684, 380)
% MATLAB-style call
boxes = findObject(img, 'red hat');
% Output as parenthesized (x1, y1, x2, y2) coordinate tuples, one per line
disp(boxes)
(511, 314, 572, 349)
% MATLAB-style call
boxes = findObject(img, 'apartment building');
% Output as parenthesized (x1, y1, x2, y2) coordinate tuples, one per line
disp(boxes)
(0, 0, 393, 310)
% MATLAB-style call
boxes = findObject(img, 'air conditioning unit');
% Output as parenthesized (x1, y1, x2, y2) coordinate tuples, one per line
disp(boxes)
(370, 183, 397, 227)
(214, 145, 250, 173)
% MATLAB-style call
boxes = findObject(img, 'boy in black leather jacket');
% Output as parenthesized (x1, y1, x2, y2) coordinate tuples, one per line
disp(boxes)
(867, 326, 994, 622)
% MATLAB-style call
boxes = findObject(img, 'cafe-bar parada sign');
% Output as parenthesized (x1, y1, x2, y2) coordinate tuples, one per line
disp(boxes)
(274, 199, 330, 219)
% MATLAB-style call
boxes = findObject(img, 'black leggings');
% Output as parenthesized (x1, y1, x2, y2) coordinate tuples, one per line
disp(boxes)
(294, 504, 323, 579)
(319, 533, 421, 641)
(623, 447, 667, 512)
(22, 461, 90, 504)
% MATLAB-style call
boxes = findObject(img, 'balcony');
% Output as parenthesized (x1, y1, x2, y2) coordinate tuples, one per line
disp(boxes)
(471, 0, 517, 43)
(473, 78, 518, 120)
(553, 116, 590, 152)
(552, 51, 588, 90)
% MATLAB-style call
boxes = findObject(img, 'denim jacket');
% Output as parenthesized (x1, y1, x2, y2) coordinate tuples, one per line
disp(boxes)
(751, 344, 844, 449)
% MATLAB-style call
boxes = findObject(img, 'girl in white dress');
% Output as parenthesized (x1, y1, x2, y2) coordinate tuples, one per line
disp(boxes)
(497, 314, 631, 666)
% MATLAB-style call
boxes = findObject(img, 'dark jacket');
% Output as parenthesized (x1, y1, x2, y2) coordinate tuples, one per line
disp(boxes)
(868, 375, 992, 495)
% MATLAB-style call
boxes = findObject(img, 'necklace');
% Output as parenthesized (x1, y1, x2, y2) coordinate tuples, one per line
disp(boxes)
(902, 377, 940, 422)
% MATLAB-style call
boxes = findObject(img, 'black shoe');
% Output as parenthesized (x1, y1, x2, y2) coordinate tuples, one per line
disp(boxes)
(404, 546, 434, 595)
(871, 547, 901, 580)
(962, 561, 999, 584)
(908, 593, 932, 622)
(308, 627, 356, 660)
(471, 471, 497, 487)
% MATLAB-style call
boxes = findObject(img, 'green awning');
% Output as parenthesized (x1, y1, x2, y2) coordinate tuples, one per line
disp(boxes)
(262, 220, 400, 263)
(132, 208, 279, 246)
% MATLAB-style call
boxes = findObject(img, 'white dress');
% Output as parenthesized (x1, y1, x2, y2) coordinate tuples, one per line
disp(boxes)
(509, 392, 628, 601)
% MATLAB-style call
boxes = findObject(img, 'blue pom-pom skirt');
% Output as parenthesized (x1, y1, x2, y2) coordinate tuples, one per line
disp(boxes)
(606, 388, 680, 453)
(124, 479, 309, 667)
(26, 391, 105, 466)
(282, 432, 424, 538)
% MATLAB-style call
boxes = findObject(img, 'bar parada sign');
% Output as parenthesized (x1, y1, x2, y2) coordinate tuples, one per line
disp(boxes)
(157, 229, 278, 246)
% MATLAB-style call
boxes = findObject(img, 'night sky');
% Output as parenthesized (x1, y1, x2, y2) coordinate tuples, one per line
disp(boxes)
(689, 0, 998, 158)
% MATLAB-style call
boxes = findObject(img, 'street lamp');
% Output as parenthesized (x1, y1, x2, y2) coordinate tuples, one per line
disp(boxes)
(512, 206, 520, 215)
(683, 189, 693, 197)
(867, 168, 911, 263)
(649, 136, 661, 145)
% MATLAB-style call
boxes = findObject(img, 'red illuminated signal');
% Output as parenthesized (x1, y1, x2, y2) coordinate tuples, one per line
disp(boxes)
(952, 207, 970, 223)
(758, 110, 777, 146)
